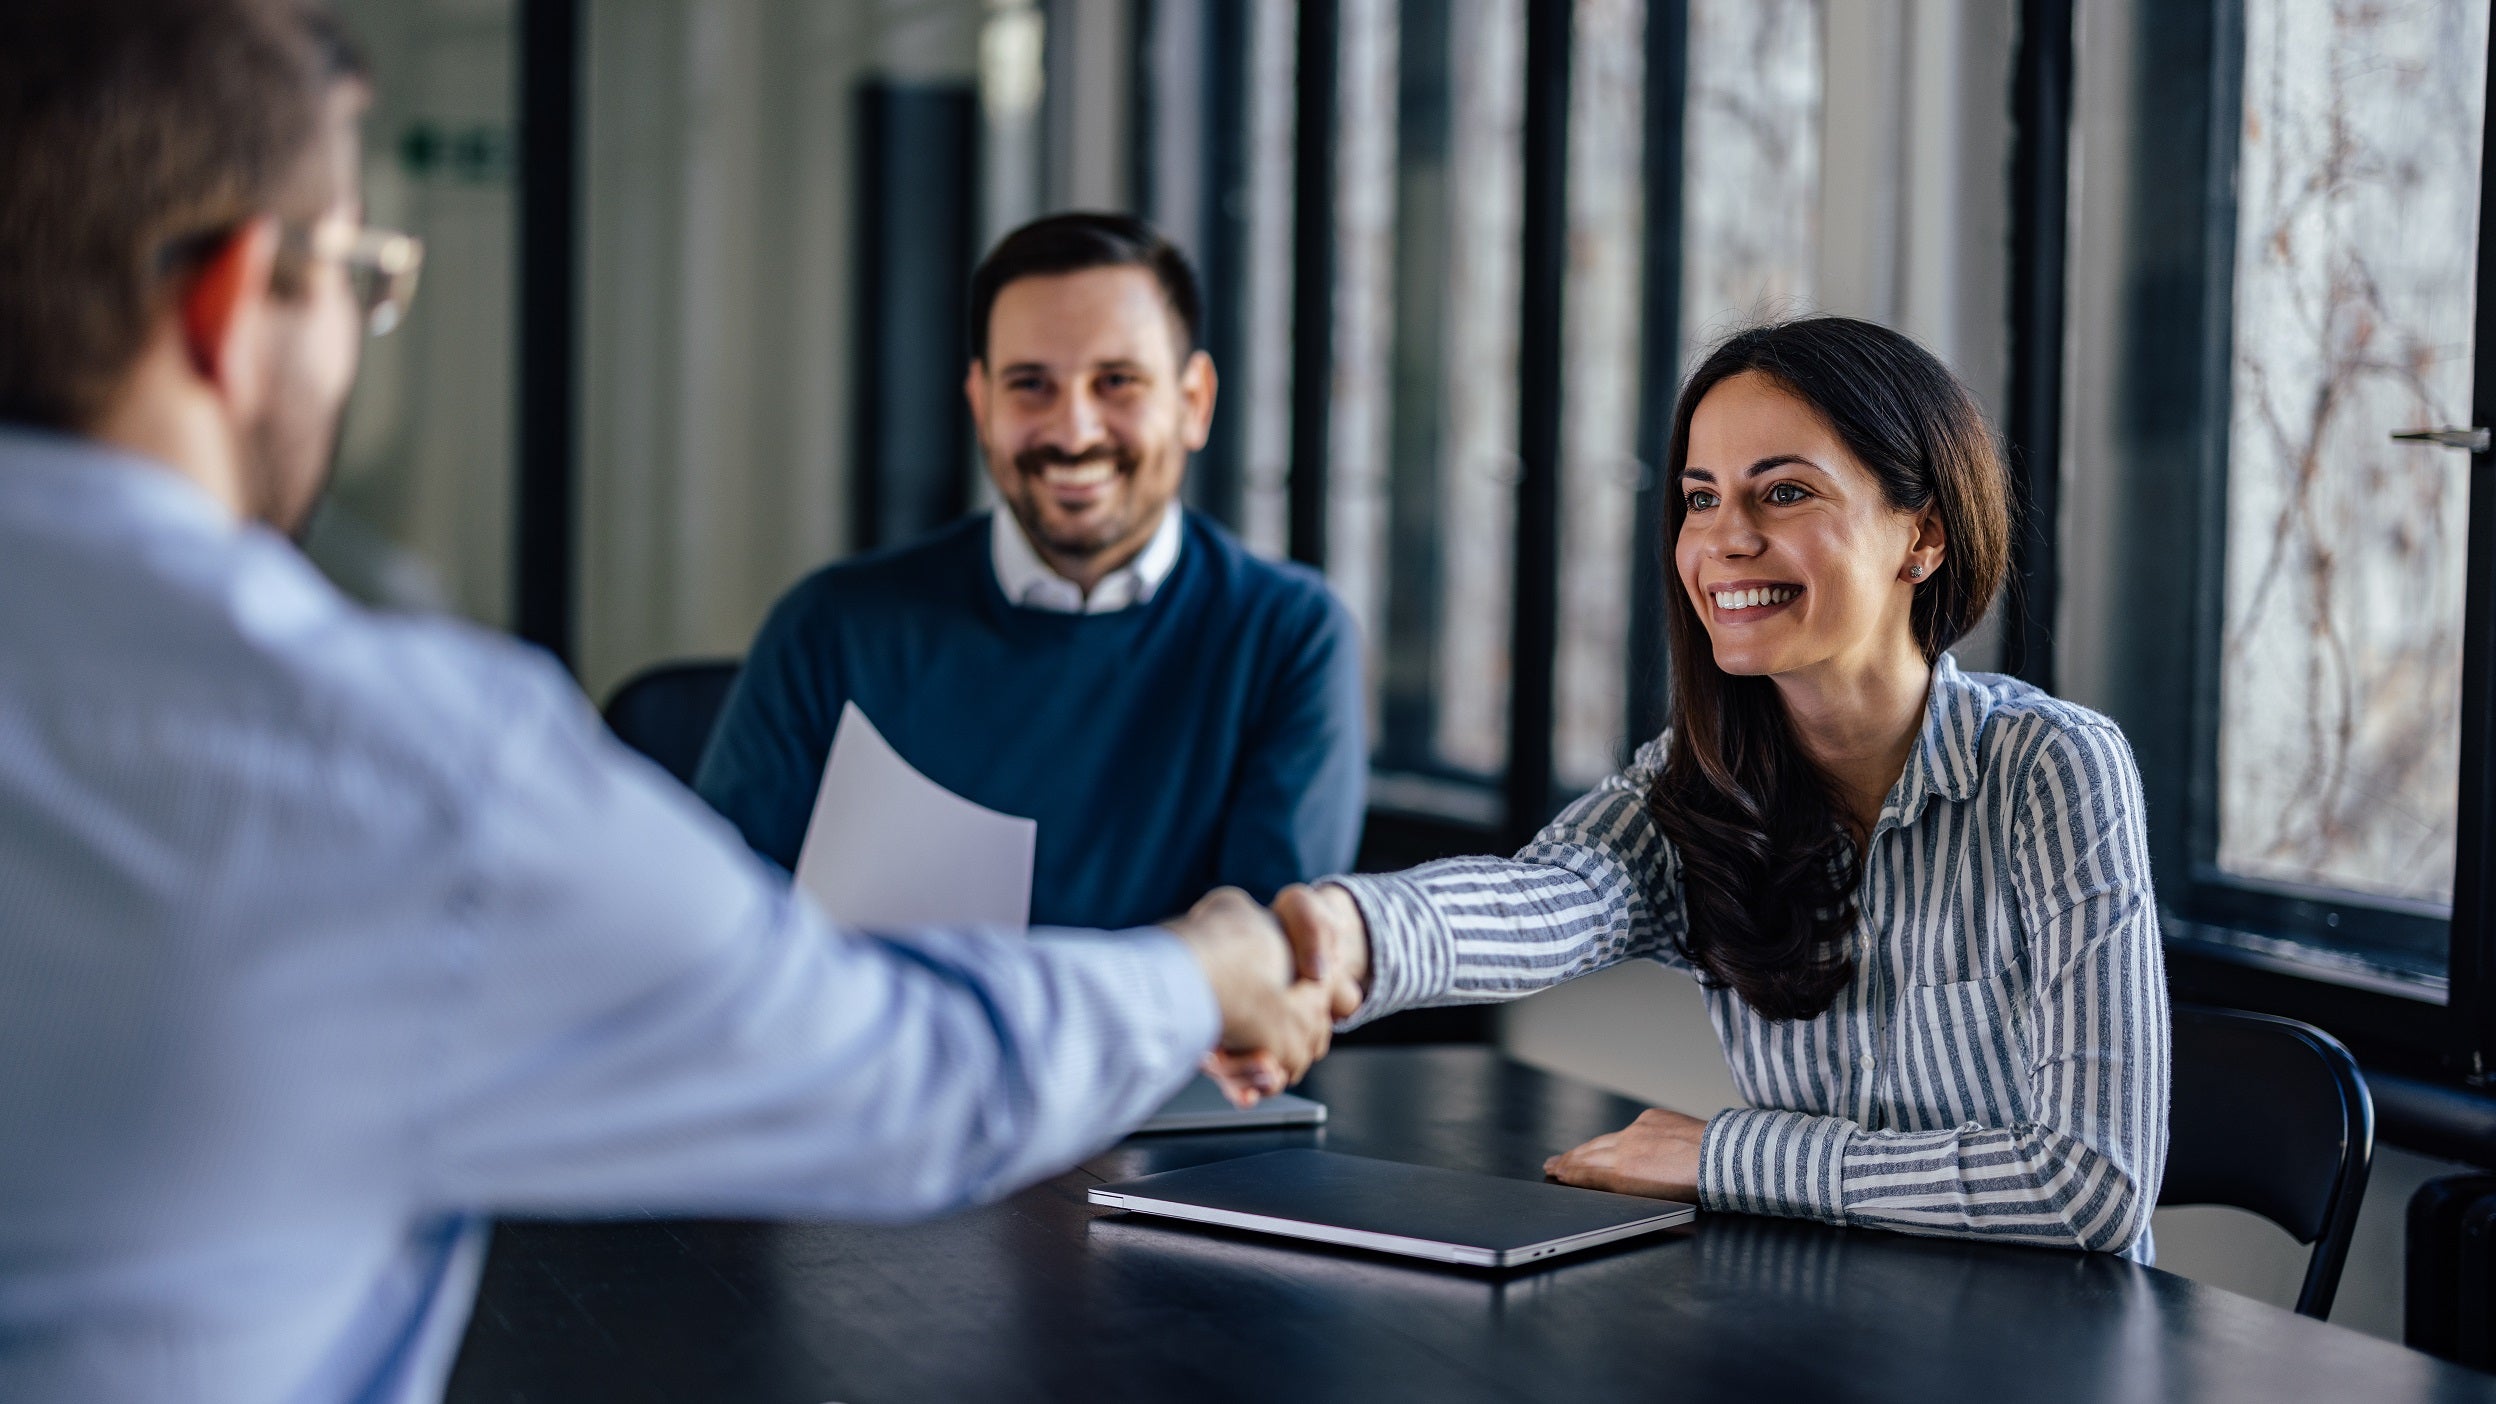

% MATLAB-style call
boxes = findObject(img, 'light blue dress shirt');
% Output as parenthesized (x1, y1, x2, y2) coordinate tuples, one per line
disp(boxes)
(0, 429, 1220, 1404)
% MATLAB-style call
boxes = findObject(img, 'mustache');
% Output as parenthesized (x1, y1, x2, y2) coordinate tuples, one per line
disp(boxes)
(1015, 443, 1136, 477)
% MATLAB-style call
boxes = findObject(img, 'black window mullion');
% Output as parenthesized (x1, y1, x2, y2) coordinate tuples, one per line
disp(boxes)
(1626, 0, 1689, 757)
(2005, 0, 2075, 691)
(1196, 0, 1255, 530)
(2449, 5, 2496, 1080)
(1129, 0, 1159, 221)
(1504, 0, 1571, 847)
(1288, 0, 1339, 571)
(515, 0, 584, 669)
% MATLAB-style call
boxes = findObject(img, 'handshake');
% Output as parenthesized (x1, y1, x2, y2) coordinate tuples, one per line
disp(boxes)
(1166, 884, 1374, 1106)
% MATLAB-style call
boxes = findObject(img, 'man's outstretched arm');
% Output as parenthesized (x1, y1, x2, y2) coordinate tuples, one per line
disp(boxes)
(412, 653, 1328, 1221)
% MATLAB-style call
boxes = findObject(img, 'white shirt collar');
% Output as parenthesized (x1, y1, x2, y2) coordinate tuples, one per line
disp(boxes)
(989, 503, 1184, 614)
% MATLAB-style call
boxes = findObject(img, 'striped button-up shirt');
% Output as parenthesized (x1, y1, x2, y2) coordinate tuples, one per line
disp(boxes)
(1336, 656, 2169, 1260)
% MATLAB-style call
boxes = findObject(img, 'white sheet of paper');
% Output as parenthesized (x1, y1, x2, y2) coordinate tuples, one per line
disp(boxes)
(790, 702, 1037, 932)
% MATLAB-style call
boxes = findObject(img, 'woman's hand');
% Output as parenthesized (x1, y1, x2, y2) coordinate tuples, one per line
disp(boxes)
(1166, 888, 1335, 1105)
(1270, 882, 1370, 1021)
(1199, 883, 1371, 1105)
(1543, 1108, 1708, 1202)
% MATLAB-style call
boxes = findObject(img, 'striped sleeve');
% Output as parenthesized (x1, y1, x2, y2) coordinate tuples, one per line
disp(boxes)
(1698, 721, 2170, 1255)
(1330, 744, 1687, 1028)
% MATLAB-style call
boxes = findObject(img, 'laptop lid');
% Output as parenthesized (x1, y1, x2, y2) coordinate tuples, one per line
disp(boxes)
(1088, 1148, 1693, 1267)
(1135, 1075, 1327, 1134)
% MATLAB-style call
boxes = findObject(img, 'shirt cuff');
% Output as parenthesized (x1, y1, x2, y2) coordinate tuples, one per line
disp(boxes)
(1066, 927, 1224, 1059)
(1699, 1107, 1854, 1226)
(1326, 872, 1456, 1028)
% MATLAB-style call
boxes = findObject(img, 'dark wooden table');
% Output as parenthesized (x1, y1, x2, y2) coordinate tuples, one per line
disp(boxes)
(447, 1047, 2496, 1403)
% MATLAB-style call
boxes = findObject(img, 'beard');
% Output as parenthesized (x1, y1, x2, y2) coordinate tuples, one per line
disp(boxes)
(1008, 440, 1145, 558)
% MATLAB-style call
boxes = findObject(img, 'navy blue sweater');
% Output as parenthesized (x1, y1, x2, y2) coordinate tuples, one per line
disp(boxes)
(694, 512, 1368, 929)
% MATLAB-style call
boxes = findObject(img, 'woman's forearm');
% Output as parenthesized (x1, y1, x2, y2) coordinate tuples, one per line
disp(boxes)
(1698, 1107, 2154, 1254)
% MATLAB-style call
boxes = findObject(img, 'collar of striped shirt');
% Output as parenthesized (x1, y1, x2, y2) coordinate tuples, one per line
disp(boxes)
(1877, 654, 1987, 832)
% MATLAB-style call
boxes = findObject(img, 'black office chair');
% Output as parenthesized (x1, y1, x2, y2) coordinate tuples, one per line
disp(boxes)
(601, 659, 742, 786)
(2159, 1004, 2374, 1318)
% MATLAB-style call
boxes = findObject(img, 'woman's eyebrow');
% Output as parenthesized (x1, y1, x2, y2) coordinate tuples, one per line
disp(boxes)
(1681, 455, 1829, 484)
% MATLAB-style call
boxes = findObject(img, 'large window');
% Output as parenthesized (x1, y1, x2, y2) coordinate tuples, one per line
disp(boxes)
(2216, 0, 2485, 916)
(1304, 0, 1834, 827)
(1327, 0, 1527, 792)
(2064, 0, 2496, 1051)
(1677, 0, 1820, 361)
(308, 0, 519, 628)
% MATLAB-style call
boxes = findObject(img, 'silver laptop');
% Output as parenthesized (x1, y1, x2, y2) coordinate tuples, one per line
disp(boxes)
(1134, 1075, 1327, 1134)
(1088, 1148, 1693, 1267)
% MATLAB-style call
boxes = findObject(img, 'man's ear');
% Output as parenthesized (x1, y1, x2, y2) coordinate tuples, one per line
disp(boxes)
(1179, 349, 1217, 453)
(179, 218, 282, 421)
(964, 357, 991, 435)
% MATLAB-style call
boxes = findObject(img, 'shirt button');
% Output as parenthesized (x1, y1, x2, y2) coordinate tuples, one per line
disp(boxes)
(1857, 1054, 1875, 1070)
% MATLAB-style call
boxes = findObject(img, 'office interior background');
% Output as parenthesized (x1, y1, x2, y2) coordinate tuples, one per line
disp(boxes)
(313, 0, 2493, 1343)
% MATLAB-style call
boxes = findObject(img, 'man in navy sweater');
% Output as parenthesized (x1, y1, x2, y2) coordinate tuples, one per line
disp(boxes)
(697, 214, 1367, 930)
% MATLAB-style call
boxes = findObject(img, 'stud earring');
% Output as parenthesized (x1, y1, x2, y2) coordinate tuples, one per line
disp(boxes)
(1908, 565, 1925, 579)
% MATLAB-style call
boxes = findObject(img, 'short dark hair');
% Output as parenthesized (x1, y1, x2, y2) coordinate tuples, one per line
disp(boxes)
(0, 0, 368, 431)
(967, 212, 1204, 364)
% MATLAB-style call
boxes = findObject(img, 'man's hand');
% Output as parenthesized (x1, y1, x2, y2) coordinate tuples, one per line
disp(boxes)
(1542, 1108, 1707, 1202)
(1166, 888, 1333, 1106)
(1198, 882, 1371, 1105)
(1271, 882, 1369, 1022)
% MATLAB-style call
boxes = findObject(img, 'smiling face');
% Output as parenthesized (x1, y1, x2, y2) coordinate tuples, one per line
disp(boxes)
(966, 265, 1216, 589)
(1674, 370, 1944, 682)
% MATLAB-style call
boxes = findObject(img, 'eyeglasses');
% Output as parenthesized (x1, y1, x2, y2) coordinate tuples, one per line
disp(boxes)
(155, 218, 427, 339)
(295, 219, 426, 338)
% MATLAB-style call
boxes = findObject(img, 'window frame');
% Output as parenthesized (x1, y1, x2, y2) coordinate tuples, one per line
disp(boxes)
(1289, 0, 1692, 861)
(2094, 0, 2496, 1078)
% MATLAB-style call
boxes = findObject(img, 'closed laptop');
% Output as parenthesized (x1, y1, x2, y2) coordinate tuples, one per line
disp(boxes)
(1134, 1075, 1327, 1134)
(1089, 1148, 1692, 1267)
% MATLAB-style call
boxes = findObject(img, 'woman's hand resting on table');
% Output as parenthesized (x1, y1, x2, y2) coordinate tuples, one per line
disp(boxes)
(1543, 1107, 1708, 1202)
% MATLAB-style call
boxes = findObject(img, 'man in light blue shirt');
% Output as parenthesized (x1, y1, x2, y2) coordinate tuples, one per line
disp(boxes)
(0, 4, 1329, 1401)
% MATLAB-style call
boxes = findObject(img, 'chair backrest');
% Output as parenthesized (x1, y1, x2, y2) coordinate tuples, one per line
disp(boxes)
(601, 660, 742, 787)
(2160, 1004, 2375, 1317)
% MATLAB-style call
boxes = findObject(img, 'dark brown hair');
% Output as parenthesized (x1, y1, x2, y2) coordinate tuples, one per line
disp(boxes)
(0, 0, 366, 431)
(1651, 316, 2011, 1021)
(968, 211, 1204, 363)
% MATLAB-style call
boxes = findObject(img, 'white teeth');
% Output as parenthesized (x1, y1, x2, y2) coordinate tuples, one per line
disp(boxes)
(1712, 586, 1799, 610)
(1044, 463, 1116, 488)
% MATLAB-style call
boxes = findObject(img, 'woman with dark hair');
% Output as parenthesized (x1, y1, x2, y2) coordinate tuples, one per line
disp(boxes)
(1270, 315, 2169, 1258)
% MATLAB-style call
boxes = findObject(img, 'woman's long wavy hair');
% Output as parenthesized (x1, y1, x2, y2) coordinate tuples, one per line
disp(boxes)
(1651, 317, 2011, 1021)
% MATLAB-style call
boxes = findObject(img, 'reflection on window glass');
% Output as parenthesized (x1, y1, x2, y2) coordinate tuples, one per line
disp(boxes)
(1679, 0, 1821, 365)
(307, 0, 517, 626)
(2217, 0, 2487, 908)
(1332, 0, 1526, 782)
(1329, 0, 1399, 754)
(1240, 0, 1300, 559)
(1429, 0, 1524, 776)
(1555, 0, 1647, 788)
